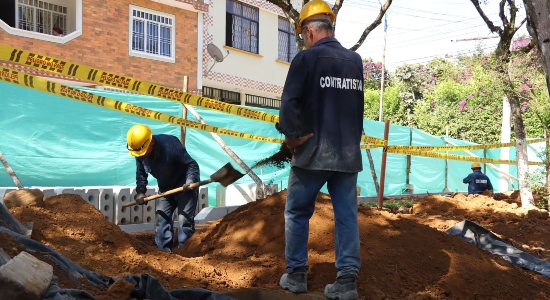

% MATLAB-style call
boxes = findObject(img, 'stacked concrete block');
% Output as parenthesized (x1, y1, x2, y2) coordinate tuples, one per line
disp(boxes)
(83, 188, 100, 210)
(61, 188, 87, 201)
(197, 186, 208, 215)
(142, 187, 157, 224)
(129, 188, 144, 224)
(98, 188, 114, 222)
(113, 187, 131, 225)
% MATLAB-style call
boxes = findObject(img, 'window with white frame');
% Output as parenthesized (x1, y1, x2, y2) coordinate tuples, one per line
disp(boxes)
(278, 17, 297, 62)
(129, 5, 175, 62)
(16, 0, 67, 36)
(226, 0, 259, 54)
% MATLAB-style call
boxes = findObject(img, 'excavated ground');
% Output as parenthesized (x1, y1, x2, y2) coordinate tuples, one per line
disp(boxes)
(5, 190, 550, 300)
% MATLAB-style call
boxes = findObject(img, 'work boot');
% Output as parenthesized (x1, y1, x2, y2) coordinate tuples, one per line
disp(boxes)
(324, 274, 358, 300)
(279, 267, 308, 293)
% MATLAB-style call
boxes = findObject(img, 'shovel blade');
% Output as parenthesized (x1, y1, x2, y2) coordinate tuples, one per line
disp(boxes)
(211, 163, 245, 187)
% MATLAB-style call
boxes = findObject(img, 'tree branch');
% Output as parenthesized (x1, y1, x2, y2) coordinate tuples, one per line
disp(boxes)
(348, 0, 392, 52)
(513, 17, 527, 35)
(469, 0, 503, 35)
(499, 0, 509, 28)
(332, 0, 344, 19)
(266, 0, 299, 23)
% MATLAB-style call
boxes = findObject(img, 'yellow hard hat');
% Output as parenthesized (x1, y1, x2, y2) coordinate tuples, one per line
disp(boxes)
(126, 124, 152, 157)
(471, 162, 481, 169)
(296, 0, 335, 34)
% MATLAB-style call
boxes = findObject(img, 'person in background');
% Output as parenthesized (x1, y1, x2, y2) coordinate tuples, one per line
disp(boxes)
(126, 124, 200, 252)
(463, 162, 494, 195)
(52, 26, 63, 37)
(276, 0, 364, 299)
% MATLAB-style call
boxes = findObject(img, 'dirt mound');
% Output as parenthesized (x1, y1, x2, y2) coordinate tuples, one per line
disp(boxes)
(4, 191, 550, 299)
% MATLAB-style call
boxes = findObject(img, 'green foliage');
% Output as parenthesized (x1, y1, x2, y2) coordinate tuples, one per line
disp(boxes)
(363, 84, 408, 126)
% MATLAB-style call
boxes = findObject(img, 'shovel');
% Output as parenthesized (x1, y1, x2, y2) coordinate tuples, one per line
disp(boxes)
(122, 162, 245, 208)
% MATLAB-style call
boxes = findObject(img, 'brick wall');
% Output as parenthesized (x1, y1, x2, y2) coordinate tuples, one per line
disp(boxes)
(0, 0, 198, 90)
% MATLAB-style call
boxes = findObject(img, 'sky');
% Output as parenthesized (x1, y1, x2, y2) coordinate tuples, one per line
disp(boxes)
(332, 0, 529, 71)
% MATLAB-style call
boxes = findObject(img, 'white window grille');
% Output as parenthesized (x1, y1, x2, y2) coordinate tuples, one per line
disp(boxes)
(17, 0, 67, 36)
(129, 6, 175, 61)
(226, 0, 259, 54)
(278, 17, 297, 62)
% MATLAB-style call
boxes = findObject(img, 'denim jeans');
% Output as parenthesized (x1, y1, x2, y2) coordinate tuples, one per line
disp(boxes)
(154, 188, 198, 252)
(285, 166, 361, 278)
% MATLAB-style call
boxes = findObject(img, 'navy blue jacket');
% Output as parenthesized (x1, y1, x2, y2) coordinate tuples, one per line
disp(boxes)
(135, 134, 200, 193)
(463, 170, 493, 195)
(278, 37, 364, 172)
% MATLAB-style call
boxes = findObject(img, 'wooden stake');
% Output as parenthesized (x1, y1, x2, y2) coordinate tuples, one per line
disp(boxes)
(0, 152, 23, 189)
(181, 76, 188, 146)
(378, 120, 390, 209)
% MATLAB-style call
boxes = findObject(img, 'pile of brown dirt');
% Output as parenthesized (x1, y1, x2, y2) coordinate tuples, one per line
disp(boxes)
(5, 191, 550, 299)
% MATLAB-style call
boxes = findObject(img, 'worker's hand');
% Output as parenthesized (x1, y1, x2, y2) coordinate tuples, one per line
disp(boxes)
(285, 133, 314, 154)
(134, 193, 146, 205)
(182, 183, 194, 192)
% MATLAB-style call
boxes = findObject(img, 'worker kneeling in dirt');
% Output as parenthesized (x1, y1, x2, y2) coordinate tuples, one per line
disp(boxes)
(463, 162, 493, 195)
(126, 124, 200, 252)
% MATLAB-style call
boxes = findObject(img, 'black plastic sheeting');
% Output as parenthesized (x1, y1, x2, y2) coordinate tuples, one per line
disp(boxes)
(0, 199, 30, 236)
(0, 203, 235, 300)
(446, 220, 550, 277)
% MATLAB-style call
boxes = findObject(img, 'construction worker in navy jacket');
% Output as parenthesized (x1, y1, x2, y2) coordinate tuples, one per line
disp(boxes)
(463, 162, 494, 195)
(126, 124, 200, 253)
(276, 0, 364, 299)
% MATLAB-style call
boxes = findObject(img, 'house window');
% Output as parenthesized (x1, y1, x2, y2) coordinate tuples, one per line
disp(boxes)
(278, 17, 297, 62)
(226, 0, 259, 54)
(129, 5, 175, 63)
(16, 0, 67, 36)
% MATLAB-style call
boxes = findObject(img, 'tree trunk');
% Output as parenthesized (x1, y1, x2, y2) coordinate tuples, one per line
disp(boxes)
(523, 0, 550, 99)
(508, 94, 535, 207)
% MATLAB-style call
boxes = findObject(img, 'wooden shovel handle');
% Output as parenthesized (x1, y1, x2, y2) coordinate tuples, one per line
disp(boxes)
(122, 180, 208, 208)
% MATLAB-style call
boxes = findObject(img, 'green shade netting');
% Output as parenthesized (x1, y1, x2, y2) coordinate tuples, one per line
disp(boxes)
(0, 81, 543, 206)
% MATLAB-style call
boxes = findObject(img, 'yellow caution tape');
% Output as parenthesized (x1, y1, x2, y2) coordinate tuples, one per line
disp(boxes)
(0, 66, 284, 144)
(387, 138, 547, 152)
(387, 148, 544, 165)
(0, 44, 386, 146)
(360, 144, 383, 149)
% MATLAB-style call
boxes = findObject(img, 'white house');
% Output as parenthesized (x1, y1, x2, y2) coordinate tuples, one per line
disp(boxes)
(199, 0, 299, 109)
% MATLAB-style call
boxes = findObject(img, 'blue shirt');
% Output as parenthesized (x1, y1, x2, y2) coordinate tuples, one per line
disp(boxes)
(278, 37, 365, 172)
(135, 134, 200, 193)
(463, 170, 493, 195)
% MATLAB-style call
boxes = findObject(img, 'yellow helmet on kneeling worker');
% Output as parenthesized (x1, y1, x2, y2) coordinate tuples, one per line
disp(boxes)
(126, 124, 152, 157)
(296, 0, 335, 34)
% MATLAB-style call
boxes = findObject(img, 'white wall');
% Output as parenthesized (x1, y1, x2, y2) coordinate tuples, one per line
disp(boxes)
(203, 0, 291, 99)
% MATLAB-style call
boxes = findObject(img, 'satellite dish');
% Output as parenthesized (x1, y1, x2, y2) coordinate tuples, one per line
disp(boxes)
(207, 44, 225, 62)
(205, 43, 230, 76)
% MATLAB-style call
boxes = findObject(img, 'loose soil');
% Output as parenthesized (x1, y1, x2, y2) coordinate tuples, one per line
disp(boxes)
(5, 190, 550, 300)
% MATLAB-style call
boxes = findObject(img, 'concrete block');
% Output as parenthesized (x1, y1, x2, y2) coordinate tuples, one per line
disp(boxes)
(197, 186, 208, 215)
(98, 188, 114, 223)
(142, 187, 156, 224)
(41, 189, 56, 197)
(114, 188, 131, 225)
(84, 188, 100, 210)
(0, 251, 53, 300)
(216, 183, 256, 207)
(53, 187, 72, 195)
(265, 184, 278, 196)
(129, 188, 144, 224)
